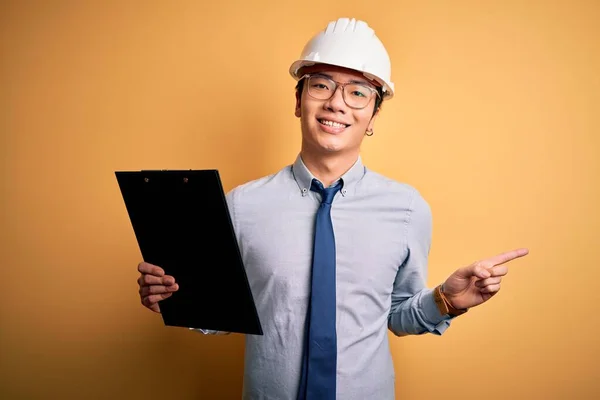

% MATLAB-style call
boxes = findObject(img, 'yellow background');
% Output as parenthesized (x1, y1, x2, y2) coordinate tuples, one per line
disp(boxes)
(1, 0, 599, 399)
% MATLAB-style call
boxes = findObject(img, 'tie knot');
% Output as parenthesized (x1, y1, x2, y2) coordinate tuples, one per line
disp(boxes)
(311, 179, 342, 205)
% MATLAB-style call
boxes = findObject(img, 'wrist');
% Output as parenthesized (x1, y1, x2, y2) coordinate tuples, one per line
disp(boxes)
(433, 284, 468, 317)
(440, 284, 456, 308)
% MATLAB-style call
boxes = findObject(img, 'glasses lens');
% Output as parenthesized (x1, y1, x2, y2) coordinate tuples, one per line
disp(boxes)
(343, 84, 372, 109)
(307, 76, 335, 100)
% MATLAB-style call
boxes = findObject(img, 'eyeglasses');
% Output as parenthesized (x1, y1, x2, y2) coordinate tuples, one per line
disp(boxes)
(300, 74, 380, 110)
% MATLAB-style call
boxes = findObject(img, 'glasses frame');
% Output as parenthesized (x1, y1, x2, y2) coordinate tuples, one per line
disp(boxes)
(299, 73, 381, 110)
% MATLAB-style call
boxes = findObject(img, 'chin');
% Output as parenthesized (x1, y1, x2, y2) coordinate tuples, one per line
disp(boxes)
(321, 145, 344, 153)
(314, 136, 347, 153)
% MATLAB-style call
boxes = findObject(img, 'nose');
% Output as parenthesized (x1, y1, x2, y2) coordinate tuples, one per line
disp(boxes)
(323, 85, 347, 113)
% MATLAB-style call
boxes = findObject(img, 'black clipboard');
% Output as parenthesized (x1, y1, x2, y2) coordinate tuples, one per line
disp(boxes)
(115, 169, 263, 335)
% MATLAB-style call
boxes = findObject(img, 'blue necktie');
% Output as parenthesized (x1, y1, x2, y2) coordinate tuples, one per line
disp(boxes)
(297, 179, 343, 400)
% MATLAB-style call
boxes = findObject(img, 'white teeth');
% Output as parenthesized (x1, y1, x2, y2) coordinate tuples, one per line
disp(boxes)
(320, 119, 346, 128)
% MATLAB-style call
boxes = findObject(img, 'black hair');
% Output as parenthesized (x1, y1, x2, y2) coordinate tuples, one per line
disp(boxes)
(295, 78, 384, 116)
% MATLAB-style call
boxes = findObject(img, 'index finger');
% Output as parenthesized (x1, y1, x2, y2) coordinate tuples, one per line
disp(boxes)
(137, 262, 165, 277)
(487, 248, 529, 267)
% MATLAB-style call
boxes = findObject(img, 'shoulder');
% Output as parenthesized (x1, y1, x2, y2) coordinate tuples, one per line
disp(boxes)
(225, 164, 293, 205)
(362, 168, 431, 214)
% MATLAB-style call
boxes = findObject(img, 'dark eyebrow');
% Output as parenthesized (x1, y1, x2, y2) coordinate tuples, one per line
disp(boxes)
(313, 73, 373, 87)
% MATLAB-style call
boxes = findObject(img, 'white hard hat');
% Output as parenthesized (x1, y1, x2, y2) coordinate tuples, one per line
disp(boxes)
(289, 18, 394, 99)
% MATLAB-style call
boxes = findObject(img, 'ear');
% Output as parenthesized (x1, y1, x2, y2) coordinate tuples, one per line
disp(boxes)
(367, 108, 380, 131)
(294, 89, 302, 118)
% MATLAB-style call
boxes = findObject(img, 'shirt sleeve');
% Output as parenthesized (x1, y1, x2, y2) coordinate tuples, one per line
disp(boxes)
(186, 189, 241, 337)
(387, 189, 454, 336)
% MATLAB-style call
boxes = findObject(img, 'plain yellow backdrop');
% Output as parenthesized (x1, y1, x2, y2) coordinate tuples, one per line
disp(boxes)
(1, 0, 599, 399)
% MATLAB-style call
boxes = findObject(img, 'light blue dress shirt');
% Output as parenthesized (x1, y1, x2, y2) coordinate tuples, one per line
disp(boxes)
(202, 155, 452, 399)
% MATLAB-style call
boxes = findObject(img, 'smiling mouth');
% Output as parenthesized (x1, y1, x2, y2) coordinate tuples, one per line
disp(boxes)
(318, 118, 350, 129)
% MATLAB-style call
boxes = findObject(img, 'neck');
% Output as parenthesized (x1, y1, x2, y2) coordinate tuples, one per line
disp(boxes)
(300, 148, 359, 187)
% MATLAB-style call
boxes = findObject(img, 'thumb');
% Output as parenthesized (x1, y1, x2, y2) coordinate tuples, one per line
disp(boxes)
(456, 264, 491, 280)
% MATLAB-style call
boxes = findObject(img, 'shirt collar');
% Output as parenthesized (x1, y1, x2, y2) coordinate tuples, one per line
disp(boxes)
(291, 154, 366, 197)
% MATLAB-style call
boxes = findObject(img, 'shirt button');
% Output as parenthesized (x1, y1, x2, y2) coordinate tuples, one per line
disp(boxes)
(342, 189, 347, 195)
(302, 188, 308, 195)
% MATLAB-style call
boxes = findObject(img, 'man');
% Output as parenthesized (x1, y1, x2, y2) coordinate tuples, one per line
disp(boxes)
(136, 18, 528, 399)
